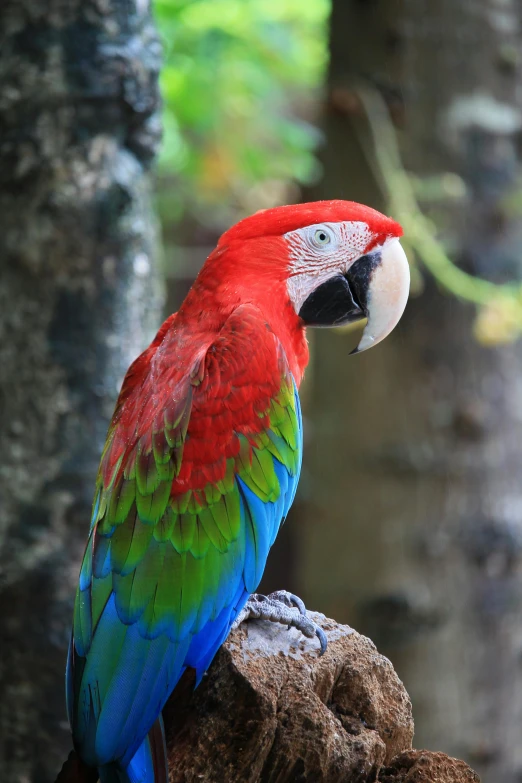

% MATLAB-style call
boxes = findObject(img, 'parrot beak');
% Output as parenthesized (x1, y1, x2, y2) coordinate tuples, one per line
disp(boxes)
(347, 238, 410, 354)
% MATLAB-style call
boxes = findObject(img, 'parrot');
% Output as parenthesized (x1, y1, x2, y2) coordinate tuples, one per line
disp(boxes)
(65, 200, 410, 783)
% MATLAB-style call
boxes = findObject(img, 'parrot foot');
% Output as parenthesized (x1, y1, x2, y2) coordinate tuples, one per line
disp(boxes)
(232, 590, 327, 655)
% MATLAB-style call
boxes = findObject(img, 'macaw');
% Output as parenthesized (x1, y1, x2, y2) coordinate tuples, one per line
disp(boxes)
(66, 200, 409, 783)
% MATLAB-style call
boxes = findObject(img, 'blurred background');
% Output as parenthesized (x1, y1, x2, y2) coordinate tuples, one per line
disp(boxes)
(3, 0, 522, 781)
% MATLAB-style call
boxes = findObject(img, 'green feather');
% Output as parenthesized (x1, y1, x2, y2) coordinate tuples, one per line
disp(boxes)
(171, 491, 191, 514)
(277, 378, 295, 407)
(269, 398, 285, 424)
(216, 459, 235, 494)
(92, 533, 112, 579)
(123, 451, 137, 480)
(235, 435, 252, 476)
(190, 520, 210, 559)
(198, 506, 229, 553)
(270, 400, 298, 450)
(209, 494, 236, 543)
(73, 585, 92, 656)
(204, 483, 222, 505)
(121, 520, 155, 575)
(91, 573, 112, 634)
(106, 454, 124, 491)
(110, 509, 137, 573)
(153, 543, 184, 639)
(135, 490, 153, 522)
(164, 427, 177, 449)
(108, 478, 135, 526)
(136, 476, 172, 524)
(110, 514, 155, 576)
(222, 484, 241, 540)
(153, 505, 176, 542)
(254, 448, 279, 498)
(114, 540, 165, 623)
(187, 492, 205, 514)
(152, 429, 171, 464)
(279, 406, 298, 450)
(79, 535, 93, 590)
(171, 511, 196, 553)
(96, 491, 108, 529)
(202, 544, 222, 621)
(265, 429, 294, 469)
(136, 449, 161, 496)
(182, 551, 204, 631)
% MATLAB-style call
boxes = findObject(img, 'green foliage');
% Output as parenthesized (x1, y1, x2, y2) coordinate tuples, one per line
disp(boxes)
(154, 0, 329, 224)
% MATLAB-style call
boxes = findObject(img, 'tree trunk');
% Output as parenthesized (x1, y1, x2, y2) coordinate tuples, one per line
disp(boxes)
(0, 1, 163, 779)
(299, 2, 522, 781)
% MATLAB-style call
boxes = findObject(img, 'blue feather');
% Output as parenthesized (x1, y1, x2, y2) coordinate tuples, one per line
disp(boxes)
(68, 373, 303, 782)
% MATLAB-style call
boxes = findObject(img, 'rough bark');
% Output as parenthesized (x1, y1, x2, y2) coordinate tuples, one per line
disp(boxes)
(298, 2, 522, 782)
(0, 1, 163, 779)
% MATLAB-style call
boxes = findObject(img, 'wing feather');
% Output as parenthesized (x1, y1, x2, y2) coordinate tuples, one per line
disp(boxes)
(68, 304, 303, 770)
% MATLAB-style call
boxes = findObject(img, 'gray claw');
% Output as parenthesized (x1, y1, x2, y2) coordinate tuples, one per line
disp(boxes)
(232, 590, 328, 655)
(315, 625, 328, 656)
(266, 590, 307, 616)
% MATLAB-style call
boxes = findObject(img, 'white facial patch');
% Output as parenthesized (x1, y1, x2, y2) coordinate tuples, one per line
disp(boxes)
(284, 221, 373, 313)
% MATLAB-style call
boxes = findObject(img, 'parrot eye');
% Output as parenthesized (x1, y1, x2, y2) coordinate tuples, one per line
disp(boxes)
(313, 228, 331, 247)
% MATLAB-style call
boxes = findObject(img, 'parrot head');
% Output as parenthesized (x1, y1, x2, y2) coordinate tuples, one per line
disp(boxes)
(195, 199, 409, 355)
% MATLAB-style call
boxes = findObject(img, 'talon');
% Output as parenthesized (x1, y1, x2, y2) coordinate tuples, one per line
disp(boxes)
(287, 592, 307, 616)
(233, 590, 327, 656)
(266, 590, 307, 615)
(316, 626, 328, 655)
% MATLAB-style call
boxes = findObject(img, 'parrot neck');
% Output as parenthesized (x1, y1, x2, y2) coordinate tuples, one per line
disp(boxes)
(179, 261, 309, 386)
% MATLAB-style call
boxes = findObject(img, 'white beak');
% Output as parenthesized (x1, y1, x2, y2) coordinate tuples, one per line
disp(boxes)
(353, 238, 410, 353)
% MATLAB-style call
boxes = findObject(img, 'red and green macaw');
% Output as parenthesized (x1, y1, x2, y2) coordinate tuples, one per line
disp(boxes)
(66, 200, 409, 782)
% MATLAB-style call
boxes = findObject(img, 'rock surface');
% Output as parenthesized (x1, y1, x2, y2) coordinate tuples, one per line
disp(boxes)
(55, 614, 480, 782)
(378, 750, 481, 783)
(165, 613, 413, 782)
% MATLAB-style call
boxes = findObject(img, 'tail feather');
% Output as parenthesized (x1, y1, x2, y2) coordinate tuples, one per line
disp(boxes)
(148, 715, 168, 783)
(99, 716, 167, 783)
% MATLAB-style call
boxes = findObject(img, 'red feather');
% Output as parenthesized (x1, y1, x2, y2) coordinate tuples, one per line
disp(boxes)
(99, 200, 402, 499)
(219, 199, 402, 244)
